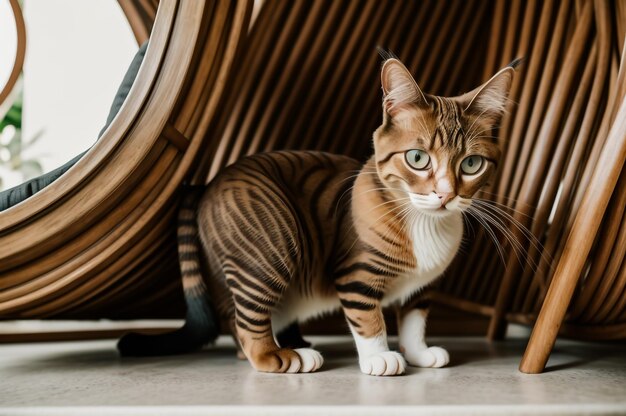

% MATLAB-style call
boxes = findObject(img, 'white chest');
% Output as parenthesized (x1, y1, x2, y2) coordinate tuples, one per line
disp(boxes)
(382, 214, 463, 306)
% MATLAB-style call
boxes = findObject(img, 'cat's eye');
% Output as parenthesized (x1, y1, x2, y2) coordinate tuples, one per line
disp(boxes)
(460, 155, 484, 175)
(405, 149, 430, 170)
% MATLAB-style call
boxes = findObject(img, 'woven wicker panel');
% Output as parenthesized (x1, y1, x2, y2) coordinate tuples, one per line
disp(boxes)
(437, 0, 626, 341)
(192, 0, 626, 341)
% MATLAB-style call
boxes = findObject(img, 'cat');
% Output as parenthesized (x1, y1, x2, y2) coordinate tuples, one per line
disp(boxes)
(118, 55, 519, 376)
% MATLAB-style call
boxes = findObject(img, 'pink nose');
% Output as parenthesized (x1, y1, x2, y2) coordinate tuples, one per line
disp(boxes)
(437, 193, 453, 206)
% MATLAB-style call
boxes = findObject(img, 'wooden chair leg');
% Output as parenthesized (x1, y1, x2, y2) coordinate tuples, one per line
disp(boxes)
(519, 95, 626, 374)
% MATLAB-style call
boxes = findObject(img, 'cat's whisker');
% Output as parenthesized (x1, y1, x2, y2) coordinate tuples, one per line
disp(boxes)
(337, 174, 363, 185)
(335, 172, 379, 201)
(373, 201, 415, 229)
(467, 206, 530, 269)
(336, 168, 379, 184)
(468, 209, 515, 267)
(346, 196, 413, 229)
(333, 173, 388, 217)
(472, 200, 535, 234)
(333, 182, 360, 217)
(474, 190, 533, 208)
(466, 206, 540, 273)
(471, 201, 541, 247)
(334, 186, 407, 217)
(471, 201, 552, 266)
(338, 170, 379, 182)
(464, 208, 507, 265)
(383, 204, 416, 259)
(365, 197, 412, 215)
(372, 200, 414, 237)
(356, 187, 405, 196)
(471, 198, 533, 219)
(461, 210, 476, 237)
(456, 211, 475, 256)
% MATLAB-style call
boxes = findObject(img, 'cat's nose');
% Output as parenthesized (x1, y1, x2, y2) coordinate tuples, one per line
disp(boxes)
(437, 193, 453, 207)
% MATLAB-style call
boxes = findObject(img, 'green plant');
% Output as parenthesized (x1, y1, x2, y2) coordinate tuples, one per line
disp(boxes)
(0, 85, 44, 191)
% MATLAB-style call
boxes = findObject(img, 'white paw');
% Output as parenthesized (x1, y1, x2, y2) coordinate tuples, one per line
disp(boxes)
(405, 346, 450, 368)
(359, 351, 406, 376)
(294, 348, 324, 372)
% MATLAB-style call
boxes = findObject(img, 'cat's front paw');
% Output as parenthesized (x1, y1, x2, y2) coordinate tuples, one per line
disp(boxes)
(253, 348, 323, 373)
(404, 346, 449, 368)
(359, 351, 406, 376)
(294, 348, 324, 372)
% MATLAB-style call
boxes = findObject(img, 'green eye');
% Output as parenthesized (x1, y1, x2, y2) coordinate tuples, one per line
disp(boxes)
(405, 149, 430, 170)
(461, 155, 484, 175)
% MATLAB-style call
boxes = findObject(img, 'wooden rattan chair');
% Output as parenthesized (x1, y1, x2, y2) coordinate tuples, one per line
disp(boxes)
(1, 0, 625, 374)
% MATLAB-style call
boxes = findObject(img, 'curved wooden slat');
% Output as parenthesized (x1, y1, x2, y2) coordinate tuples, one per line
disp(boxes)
(0, 0, 26, 107)
(0, 0, 253, 318)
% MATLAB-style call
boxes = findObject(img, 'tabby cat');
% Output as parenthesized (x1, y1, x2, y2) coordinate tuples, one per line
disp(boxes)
(119, 56, 519, 376)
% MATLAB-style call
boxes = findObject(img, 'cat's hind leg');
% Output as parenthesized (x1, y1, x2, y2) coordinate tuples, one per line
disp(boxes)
(276, 322, 311, 349)
(227, 272, 323, 373)
(206, 177, 323, 373)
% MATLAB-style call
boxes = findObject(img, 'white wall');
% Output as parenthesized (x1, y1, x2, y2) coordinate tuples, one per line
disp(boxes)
(20, 0, 136, 184)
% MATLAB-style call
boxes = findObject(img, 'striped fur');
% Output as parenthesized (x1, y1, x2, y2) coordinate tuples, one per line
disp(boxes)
(118, 57, 517, 375)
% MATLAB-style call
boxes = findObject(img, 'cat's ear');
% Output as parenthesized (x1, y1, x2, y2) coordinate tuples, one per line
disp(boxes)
(458, 59, 522, 126)
(381, 58, 428, 117)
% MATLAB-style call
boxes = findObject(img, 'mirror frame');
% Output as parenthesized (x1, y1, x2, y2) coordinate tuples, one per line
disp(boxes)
(0, 0, 26, 107)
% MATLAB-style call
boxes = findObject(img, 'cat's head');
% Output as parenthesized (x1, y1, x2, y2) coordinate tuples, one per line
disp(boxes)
(373, 56, 519, 217)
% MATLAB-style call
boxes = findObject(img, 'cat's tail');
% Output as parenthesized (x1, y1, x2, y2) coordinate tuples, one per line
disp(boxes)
(117, 187, 219, 356)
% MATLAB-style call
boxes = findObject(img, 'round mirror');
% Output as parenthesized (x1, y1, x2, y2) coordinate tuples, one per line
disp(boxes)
(0, 0, 137, 191)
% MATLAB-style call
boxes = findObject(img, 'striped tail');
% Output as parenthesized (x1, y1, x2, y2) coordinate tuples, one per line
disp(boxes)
(117, 187, 218, 356)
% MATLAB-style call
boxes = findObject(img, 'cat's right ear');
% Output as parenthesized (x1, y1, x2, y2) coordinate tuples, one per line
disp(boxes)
(381, 59, 428, 118)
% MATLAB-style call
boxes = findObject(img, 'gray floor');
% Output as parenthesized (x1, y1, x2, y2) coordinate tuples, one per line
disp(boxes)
(1, 335, 626, 415)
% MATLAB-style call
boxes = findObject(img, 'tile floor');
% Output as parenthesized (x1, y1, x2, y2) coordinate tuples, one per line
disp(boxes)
(1, 334, 625, 415)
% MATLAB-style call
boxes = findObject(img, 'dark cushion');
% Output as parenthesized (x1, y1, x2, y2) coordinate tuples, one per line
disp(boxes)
(0, 41, 148, 212)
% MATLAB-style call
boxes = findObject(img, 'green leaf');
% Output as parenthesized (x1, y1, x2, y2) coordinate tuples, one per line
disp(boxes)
(0, 91, 22, 130)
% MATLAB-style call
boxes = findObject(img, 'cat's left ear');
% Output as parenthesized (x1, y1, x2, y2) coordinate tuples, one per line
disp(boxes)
(458, 59, 522, 127)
